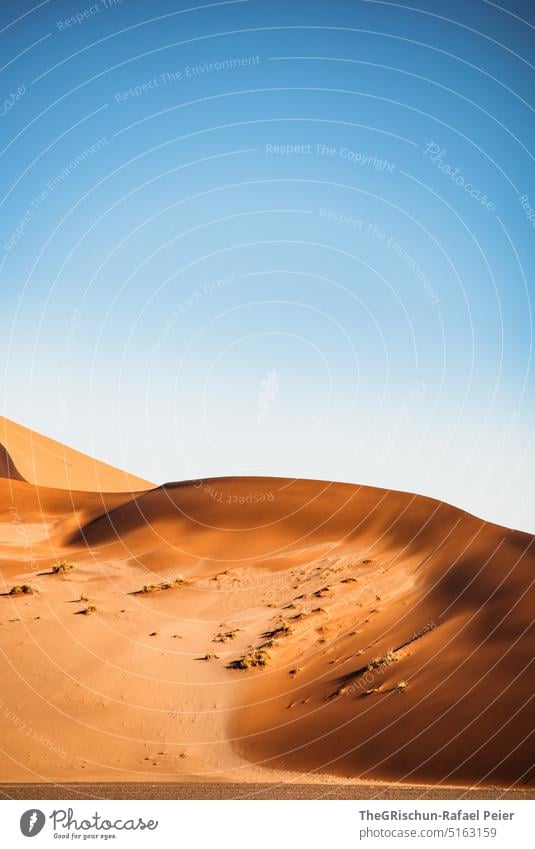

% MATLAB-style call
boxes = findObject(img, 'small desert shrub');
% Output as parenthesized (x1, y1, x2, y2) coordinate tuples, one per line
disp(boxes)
(213, 628, 240, 643)
(9, 584, 33, 595)
(367, 649, 397, 672)
(80, 605, 97, 615)
(139, 579, 185, 595)
(229, 648, 270, 670)
(395, 680, 407, 692)
(52, 561, 74, 574)
(362, 686, 383, 697)
(201, 652, 219, 661)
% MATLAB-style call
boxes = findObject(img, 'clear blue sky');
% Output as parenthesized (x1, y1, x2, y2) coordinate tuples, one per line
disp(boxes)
(1, 0, 534, 532)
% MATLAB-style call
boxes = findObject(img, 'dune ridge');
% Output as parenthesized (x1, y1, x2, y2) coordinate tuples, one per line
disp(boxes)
(0, 419, 533, 789)
(0, 442, 25, 482)
(0, 416, 153, 493)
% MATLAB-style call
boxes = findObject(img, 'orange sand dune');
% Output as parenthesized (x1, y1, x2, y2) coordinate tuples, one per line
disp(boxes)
(0, 420, 533, 789)
(0, 442, 25, 482)
(0, 416, 153, 492)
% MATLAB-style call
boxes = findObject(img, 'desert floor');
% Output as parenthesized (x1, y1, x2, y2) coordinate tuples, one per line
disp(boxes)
(2, 782, 534, 801)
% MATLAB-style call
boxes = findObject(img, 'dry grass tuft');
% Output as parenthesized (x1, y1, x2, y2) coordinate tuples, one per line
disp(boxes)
(367, 649, 397, 672)
(228, 648, 270, 670)
(362, 686, 384, 697)
(52, 561, 74, 574)
(213, 628, 241, 643)
(8, 584, 33, 595)
(137, 578, 187, 595)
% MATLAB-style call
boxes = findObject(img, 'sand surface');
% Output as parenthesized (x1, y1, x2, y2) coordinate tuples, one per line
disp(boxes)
(0, 419, 533, 791)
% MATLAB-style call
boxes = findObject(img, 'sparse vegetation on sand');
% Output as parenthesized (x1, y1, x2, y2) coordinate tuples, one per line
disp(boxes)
(263, 622, 292, 640)
(140, 584, 159, 594)
(78, 605, 97, 615)
(362, 686, 384, 697)
(52, 561, 74, 574)
(200, 652, 219, 661)
(290, 607, 325, 622)
(8, 584, 33, 595)
(367, 649, 397, 672)
(135, 578, 186, 595)
(213, 628, 241, 643)
(228, 648, 270, 670)
(395, 680, 408, 692)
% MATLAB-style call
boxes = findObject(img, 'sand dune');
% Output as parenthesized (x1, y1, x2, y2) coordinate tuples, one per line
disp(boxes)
(0, 442, 25, 483)
(0, 416, 153, 492)
(0, 420, 533, 789)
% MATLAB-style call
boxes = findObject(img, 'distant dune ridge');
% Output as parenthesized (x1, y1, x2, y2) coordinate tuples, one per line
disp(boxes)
(0, 417, 533, 789)
(0, 416, 153, 492)
(0, 441, 25, 483)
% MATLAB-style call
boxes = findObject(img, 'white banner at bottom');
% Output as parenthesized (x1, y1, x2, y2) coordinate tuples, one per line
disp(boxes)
(2, 799, 533, 848)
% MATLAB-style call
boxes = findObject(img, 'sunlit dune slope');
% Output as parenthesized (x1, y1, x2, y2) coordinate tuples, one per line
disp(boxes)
(0, 416, 153, 492)
(0, 427, 532, 788)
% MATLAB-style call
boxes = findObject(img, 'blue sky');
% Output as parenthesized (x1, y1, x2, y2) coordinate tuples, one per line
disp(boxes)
(1, 0, 534, 532)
